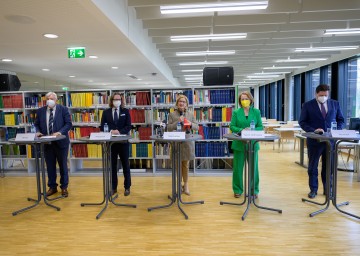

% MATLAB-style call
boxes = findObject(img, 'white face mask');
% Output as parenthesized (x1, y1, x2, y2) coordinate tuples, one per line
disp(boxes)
(317, 96, 328, 104)
(47, 99, 56, 108)
(113, 100, 121, 108)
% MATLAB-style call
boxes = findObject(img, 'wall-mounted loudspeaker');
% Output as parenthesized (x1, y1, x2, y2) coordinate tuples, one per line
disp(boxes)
(203, 66, 234, 86)
(0, 74, 21, 91)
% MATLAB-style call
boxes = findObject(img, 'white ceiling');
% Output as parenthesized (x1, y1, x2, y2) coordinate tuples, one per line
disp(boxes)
(1, 0, 360, 91)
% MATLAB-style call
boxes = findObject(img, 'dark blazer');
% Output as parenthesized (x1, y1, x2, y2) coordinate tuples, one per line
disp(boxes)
(35, 104, 72, 148)
(100, 107, 132, 134)
(299, 98, 345, 145)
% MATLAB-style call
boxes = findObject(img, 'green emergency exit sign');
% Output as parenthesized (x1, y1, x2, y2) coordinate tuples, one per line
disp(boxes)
(68, 47, 85, 58)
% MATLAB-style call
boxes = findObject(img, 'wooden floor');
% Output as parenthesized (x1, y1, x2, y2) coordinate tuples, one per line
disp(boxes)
(1, 143, 360, 255)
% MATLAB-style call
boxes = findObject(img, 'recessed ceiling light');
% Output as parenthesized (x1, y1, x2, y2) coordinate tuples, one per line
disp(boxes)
(160, 1, 268, 14)
(179, 61, 228, 66)
(295, 46, 358, 52)
(171, 33, 247, 42)
(1, 58, 12, 62)
(176, 50, 236, 56)
(126, 74, 132, 76)
(253, 71, 290, 75)
(68, 75, 76, 78)
(247, 75, 280, 78)
(181, 69, 203, 72)
(88, 80, 93, 82)
(42, 68, 50, 71)
(111, 67, 119, 69)
(275, 58, 327, 63)
(43, 33, 58, 39)
(263, 66, 307, 69)
(89, 55, 98, 59)
(324, 28, 360, 35)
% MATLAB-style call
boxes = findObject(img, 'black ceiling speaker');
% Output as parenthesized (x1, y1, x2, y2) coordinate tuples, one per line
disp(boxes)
(203, 66, 234, 86)
(0, 73, 21, 91)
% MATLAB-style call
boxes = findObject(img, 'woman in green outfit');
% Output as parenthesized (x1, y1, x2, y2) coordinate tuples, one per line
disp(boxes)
(230, 91, 263, 198)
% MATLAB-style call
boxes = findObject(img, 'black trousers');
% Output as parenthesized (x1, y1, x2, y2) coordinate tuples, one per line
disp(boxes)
(110, 142, 131, 190)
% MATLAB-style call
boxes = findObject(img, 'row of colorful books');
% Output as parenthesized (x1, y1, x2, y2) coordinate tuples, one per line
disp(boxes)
(197, 126, 231, 140)
(71, 110, 103, 123)
(0, 112, 23, 126)
(195, 142, 230, 157)
(125, 91, 151, 106)
(67, 92, 108, 107)
(129, 143, 153, 158)
(0, 94, 23, 108)
(194, 107, 233, 122)
(129, 109, 152, 123)
(70, 144, 102, 158)
(152, 90, 193, 105)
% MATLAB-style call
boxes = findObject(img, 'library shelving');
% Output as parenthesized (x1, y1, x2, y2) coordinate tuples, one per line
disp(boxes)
(0, 86, 237, 175)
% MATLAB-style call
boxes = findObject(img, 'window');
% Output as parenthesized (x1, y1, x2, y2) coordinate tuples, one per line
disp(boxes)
(347, 57, 360, 120)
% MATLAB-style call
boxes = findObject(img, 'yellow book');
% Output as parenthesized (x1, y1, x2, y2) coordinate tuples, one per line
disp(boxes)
(27, 145, 32, 158)
(132, 144, 136, 157)
(147, 143, 153, 158)
(222, 107, 227, 122)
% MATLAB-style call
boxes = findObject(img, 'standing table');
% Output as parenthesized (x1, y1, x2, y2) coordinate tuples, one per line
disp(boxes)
(79, 135, 136, 219)
(148, 134, 204, 219)
(302, 132, 360, 219)
(220, 133, 282, 221)
(11, 135, 66, 216)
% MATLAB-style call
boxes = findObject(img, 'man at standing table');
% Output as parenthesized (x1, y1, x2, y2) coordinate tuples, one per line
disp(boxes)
(100, 92, 132, 196)
(35, 92, 72, 197)
(299, 84, 345, 199)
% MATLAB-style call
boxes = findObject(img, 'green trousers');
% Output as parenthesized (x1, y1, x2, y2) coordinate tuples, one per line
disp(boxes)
(232, 149, 260, 195)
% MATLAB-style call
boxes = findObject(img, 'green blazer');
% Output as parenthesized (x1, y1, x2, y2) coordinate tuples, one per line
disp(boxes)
(230, 107, 263, 152)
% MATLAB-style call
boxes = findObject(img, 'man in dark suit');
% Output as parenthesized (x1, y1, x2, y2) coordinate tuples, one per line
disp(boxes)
(34, 92, 72, 197)
(100, 92, 132, 196)
(299, 84, 344, 199)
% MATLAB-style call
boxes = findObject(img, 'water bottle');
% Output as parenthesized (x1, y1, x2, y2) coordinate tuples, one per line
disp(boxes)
(177, 122, 182, 132)
(30, 123, 36, 133)
(250, 120, 255, 131)
(104, 123, 109, 133)
(331, 120, 337, 130)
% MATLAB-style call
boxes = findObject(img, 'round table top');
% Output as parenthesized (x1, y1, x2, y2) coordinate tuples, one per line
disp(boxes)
(303, 132, 360, 141)
(78, 135, 132, 143)
(223, 133, 279, 142)
(150, 134, 202, 142)
(9, 135, 66, 144)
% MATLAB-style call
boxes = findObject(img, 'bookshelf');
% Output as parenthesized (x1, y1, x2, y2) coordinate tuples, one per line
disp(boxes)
(0, 86, 236, 175)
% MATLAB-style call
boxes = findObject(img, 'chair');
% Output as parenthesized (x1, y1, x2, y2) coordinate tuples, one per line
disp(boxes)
(277, 129, 296, 152)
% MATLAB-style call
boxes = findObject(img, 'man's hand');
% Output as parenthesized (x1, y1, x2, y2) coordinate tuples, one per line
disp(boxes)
(35, 132, 43, 137)
(53, 132, 62, 136)
(111, 129, 120, 135)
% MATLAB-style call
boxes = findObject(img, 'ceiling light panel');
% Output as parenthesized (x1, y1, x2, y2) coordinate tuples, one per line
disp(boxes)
(160, 1, 268, 14)
(324, 28, 360, 35)
(275, 58, 327, 63)
(179, 61, 229, 66)
(295, 46, 358, 52)
(176, 50, 236, 56)
(171, 33, 247, 42)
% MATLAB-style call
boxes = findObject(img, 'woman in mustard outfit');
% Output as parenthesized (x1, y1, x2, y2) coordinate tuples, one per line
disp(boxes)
(230, 91, 263, 198)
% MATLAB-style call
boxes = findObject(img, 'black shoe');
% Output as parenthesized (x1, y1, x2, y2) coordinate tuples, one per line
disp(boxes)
(308, 191, 317, 199)
(124, 188, 130, 196)
(111, 189, 117, 196)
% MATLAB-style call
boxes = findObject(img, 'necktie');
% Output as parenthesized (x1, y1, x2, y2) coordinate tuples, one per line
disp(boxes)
(320, 103, 326, 119)
(49, 109, 54, 134)
(114, 108, 118, 123)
